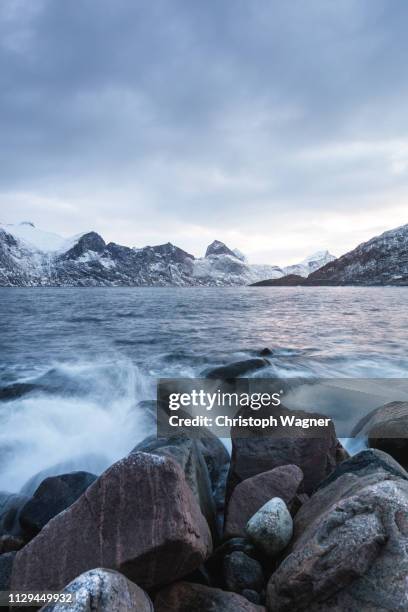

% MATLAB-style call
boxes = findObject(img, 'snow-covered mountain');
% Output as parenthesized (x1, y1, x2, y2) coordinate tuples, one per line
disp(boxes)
(308, 223, 408, 285)
(282, 250, 336, 277)
(0, 224, 285, 286)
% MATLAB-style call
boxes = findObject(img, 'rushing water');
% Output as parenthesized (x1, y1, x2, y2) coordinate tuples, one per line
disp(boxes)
(1, 286, 408, 492)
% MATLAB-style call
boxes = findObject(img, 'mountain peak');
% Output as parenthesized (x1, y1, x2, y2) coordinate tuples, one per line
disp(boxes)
(205, 240, 237, 258)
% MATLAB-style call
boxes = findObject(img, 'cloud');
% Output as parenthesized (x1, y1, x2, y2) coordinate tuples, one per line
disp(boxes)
(1, 0, 408, 264)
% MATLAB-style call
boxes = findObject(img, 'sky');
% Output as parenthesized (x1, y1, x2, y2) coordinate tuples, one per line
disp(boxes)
(1, 0, 408, 265)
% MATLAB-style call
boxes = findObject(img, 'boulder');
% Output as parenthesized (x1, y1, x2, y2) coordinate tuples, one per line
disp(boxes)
(267, 450, 408, 611)
(205, 359, 269, 380)
(226, 404, 346, 499)
(352, 401, 408, 469)
(0, 492, 28, 537)
(133, 435, 216, 534)
(40, 568, 153, 611)
(223, 551, 264, 593)
(241, 589, 262, 604)
(0, 534, 24, 554)
(224, 465, 303, 538)
(19, 471, 97, 538)
(246, 498, 293, 557)
(11, 452, 212, 592)
(0, 551, 15, 590)
(155, 581, 266, 611)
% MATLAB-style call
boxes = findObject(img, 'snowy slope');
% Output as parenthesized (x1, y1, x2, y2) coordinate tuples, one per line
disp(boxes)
(309, 224, 408, 285)
(283, 250, 336, 277)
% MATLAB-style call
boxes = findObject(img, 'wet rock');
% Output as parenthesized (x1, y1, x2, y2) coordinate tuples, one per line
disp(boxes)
(11, 452, 212, 592)
(223, 551, 264, 593)
(155, 581, 266, 611)
(352, 401, 408, 469)
(40, 568, 153, 611)
(242, 589, 262, 604)
(20, 471, 97, 538)
(267, 451, 408, 611)
(259, 348, 273, 357)
(133, 435, 216, 534)
(0, 534, 24, 554)
(0, 492, 28, 537)
(224, 465, 303, 538)
(205, 359, 269, 380)
(0, 551, 15, 590)
(226, 403, 346, 499)
(246, 498, 293, 557)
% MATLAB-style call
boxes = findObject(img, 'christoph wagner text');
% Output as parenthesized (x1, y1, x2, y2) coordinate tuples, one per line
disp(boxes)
(168, 390, 283, 411)
(168, 415, 332, 428)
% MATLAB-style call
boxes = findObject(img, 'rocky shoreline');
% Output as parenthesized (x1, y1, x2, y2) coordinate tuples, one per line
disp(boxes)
(1, 369, 408, 611)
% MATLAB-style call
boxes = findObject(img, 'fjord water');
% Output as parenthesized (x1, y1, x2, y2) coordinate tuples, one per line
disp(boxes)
(1, 286, 408, 492)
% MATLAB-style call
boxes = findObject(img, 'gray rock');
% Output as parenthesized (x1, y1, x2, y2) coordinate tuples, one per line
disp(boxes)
(20, 471, 97, 538)
(267, 452, 408, 611)
(246, 498, 293, 557)
(0, 492, 28, 537)
(0, 551, 15, 590)
(241, 589, 262, 605)
(223, 551, 264, 593)
(40, 568, 153, 611)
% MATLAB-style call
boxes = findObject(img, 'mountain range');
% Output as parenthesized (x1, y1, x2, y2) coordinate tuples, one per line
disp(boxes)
(0, 222, 334, 287)
(2, 220, 407, 287)
(252, 223, 408, 286)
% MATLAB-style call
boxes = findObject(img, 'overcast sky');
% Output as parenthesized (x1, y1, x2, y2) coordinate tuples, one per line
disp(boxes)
(1, 0, 408, 264)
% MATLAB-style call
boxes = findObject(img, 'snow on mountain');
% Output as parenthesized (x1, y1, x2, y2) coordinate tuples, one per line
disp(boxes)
(283, 250, 336, 277)
(0, 228, 284, 286)
(308, 223, 408, 285)
(1, 222, 82, 254)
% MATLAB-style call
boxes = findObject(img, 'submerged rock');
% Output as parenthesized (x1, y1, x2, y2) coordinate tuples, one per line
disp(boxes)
(20, 471, 97, 538)
(224, 465, 303, 539)
(40, 568, 153, 611)
(11, 452, 212, 592)
(155, 581, 266, 611)
(267, 450, 408, 611)
(205, 359, 269, 380)
(0, 534, 24, 554)
(246, 498, 293, 557)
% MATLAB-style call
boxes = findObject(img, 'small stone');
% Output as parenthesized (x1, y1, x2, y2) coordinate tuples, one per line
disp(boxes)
(246, 498, 293, 557)
(223, 551, 264, 593)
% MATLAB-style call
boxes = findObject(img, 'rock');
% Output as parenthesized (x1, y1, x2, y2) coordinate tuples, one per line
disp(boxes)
(155, 581, 266, 611)
(133, 435, 216, 534)
(11, 452, 212, 592)
(352, 401, 408, 469)
(19, 471, 97, 538)
(226, 403, 346, 499)
(223, 551, 264, 593)
(205, 537, 261, 587)
(241, 589, 262, 604)
(0, 492, 28, 537)
(0, 534, 24, 554)
(246, 498, 293, 557)
(267, 451, 408, 611)
(196, 436, 230, 535)
(40, 568, 153, 611)
(205, 359, 269, 380)
(0, 551, 15, 590)
(259, 348, 273, 356)
(224, 465, 303, 538)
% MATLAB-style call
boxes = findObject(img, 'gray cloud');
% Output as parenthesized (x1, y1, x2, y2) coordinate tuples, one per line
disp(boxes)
(1, 0, 408, 263)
